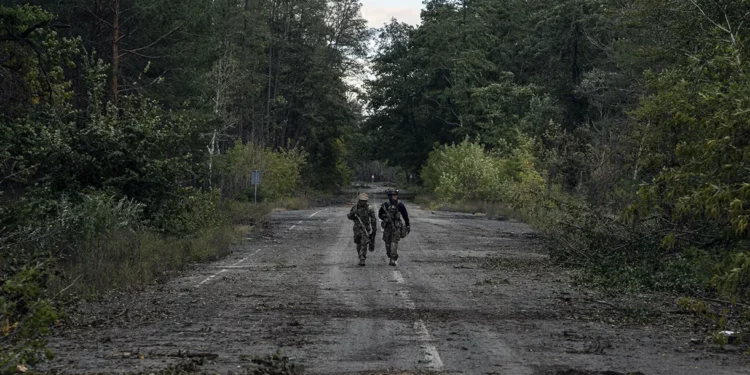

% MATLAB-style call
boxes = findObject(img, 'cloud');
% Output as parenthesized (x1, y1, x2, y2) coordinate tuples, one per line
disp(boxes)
(361, 5, 422, 27)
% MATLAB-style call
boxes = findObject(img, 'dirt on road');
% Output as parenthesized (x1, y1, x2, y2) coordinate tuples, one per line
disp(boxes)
(41, 197, 750, 374)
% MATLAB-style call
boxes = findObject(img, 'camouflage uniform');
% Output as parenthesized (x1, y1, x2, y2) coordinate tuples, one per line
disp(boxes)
(379, 190, 410, 266)
(347, 193, 377, 266)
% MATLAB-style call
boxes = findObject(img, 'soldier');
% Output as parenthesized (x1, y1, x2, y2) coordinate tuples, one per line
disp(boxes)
(379, 189, 410, 266)
(347, 193, 377, 266)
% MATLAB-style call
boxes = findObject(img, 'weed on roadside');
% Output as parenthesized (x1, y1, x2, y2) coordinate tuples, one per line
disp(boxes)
(244, 350, 302, 375)
(43, 197, 273, 299)
(50, 225, 241, 297)
(273, 197, 313, 211)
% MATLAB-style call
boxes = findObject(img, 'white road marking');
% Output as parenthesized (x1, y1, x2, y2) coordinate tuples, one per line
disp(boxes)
(289, 209, 323, 231)
(414, 320, 445, 371)
(393, 272, 445, 371)
(194, 248, 262, 288)
(397, 290, 417, 310)
(196, 209, 324, 288)
(401, 226, 445, 370)
(195, 269, 226, 287)
(393, 270, 405, 284)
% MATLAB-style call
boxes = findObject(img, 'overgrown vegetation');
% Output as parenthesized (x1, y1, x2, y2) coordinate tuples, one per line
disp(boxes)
(218, 143, 307, 202)
(364, 0, 750, 336)
(421, 139, 544, 208)
(5, 0, 750, 368)
(1, 1, 365, 371)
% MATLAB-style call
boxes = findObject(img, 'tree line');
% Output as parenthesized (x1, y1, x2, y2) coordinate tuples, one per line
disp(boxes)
(365, 0, 750, 305)
(1, 0, 368, 369)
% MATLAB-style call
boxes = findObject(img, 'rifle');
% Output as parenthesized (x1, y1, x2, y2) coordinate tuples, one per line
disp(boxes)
(354, 214, 372, 245)
(380, 202, 396, 230)
(381, 202, 408, 239)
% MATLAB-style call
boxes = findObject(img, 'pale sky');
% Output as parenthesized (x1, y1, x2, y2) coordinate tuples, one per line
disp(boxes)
(347, 0, 424, 93)
(360, 0, 424, 27)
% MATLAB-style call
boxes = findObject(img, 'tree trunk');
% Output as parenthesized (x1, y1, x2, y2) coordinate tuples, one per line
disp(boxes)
(265, 1, 277, 147)
(112, 0, 120, 103)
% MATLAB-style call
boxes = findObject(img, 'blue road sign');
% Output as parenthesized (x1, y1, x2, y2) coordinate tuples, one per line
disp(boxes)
(251, 170, 262, 185)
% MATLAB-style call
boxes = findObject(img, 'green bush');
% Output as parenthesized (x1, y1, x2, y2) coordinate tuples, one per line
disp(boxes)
(421, 138, 545, 205)
(0, 259, 57, 374)
(0, 4, 311, 371)
(629, 48, 750, 301)
(421, 140, 505, 202)
(151, 188, 221, 236)
(45, 191, 247, 295)
(218, 143, 307, 202)
(419, 138, 717, 294)
(0, 226, 58, 374)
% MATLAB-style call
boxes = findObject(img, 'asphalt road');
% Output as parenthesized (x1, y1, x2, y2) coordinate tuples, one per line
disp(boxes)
(43, 201, 750, 374)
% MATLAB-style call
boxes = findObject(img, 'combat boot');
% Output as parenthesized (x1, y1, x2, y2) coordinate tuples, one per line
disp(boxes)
(390, 243, 399, 264)
(389, 258, 397, 266)
(359, 258, 366, 266)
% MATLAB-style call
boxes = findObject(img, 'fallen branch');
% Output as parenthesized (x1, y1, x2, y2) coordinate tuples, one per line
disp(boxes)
(54, 275, 82, 297)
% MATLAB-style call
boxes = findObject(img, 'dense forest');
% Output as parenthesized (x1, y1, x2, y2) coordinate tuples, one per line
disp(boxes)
(0, 0, 368, 369)
(2, 0, 750, 371)
(365, 0, 750, 300)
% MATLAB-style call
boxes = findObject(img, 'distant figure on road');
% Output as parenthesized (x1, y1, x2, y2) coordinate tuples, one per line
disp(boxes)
(347, 193, 377, 266)
(379, 189, 410, 266)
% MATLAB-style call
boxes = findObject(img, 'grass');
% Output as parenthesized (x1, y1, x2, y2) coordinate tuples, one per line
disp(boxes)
(273, 196, 313, 211)
(50, 199, 273, 297)
(48, 194, 322, 297)
(52, 226, 241, 296)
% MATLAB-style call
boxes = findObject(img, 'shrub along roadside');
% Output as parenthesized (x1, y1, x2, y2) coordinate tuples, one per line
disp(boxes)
(49, 197, 271, 297)
(1, 195, 279, 373)
(420, 136, 748, 345)
(217, 143, 308, 202)
(419, 139, 721, 296)
(0, 4, 316, 372)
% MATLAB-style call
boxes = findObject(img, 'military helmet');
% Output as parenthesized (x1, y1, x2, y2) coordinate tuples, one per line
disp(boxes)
(358, 193, 368, 201)
(386, 189, 399, 196)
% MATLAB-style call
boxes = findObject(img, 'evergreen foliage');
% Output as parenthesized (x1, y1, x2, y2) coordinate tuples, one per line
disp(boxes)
(1, 1, 367, 369)
(364, 0, 750, 308)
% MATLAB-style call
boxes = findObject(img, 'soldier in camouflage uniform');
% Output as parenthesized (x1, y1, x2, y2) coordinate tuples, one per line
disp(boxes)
(347, 193, 377, 266)
(379, 189, 410, 266)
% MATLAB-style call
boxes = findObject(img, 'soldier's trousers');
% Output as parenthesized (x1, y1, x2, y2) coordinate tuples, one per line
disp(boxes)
(383, 226, 401, 260)
(354, 233, 368, 260)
